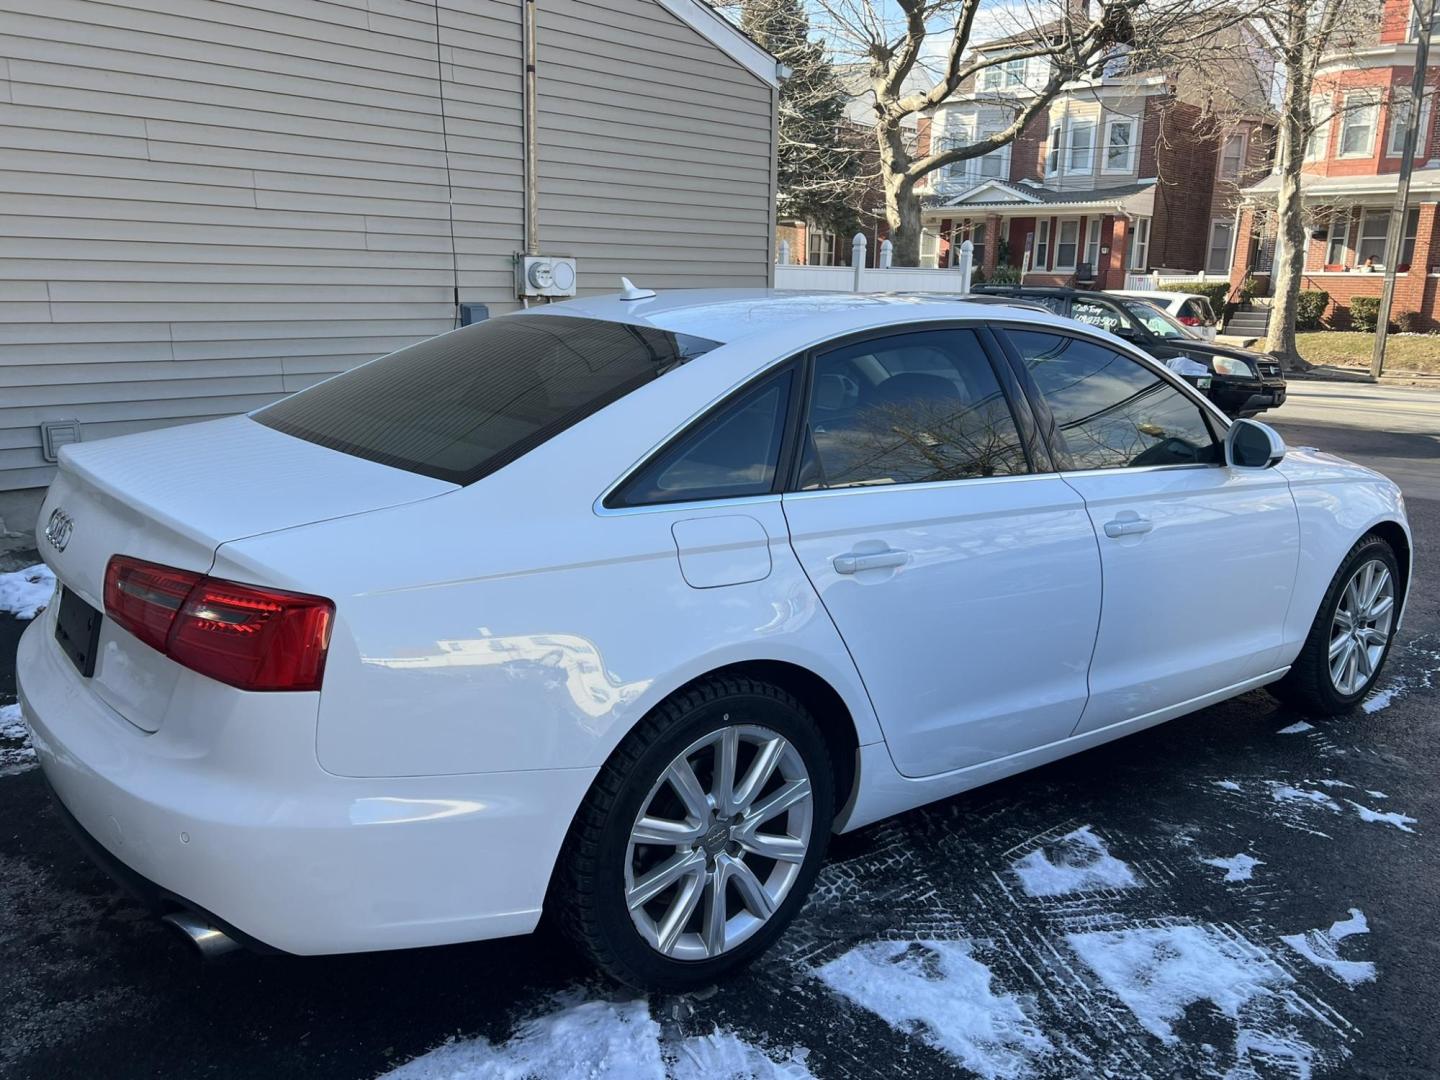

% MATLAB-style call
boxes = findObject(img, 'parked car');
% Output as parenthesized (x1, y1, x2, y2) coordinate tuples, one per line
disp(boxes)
(1107, 289, 1219, 340)
(18, 290, 1408, 992)
(972, 286, 1286, 418)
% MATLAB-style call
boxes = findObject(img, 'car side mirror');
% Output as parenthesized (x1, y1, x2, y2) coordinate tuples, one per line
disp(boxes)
(1226, 418, 1286, 469)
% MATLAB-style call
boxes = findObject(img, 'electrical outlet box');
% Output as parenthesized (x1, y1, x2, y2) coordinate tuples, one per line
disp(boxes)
(516, 255, 577, 298)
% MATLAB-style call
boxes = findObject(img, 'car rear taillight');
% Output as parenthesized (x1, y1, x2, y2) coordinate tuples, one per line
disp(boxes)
(103, 556, 334, 692)
(1178, 315, 1201, 326)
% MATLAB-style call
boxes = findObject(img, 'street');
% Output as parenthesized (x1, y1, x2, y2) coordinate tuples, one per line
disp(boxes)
(1, 381, 1436, 1080)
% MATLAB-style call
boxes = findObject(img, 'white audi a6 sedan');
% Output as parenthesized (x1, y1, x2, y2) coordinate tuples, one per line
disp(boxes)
(18, 290, 1409, 990)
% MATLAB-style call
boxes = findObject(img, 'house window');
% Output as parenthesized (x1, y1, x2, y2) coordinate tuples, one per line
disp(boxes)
(978, 129, 1006, 178)
(1055, 219, 1080, 270)
(971, 221, 987, 269)
(1068, 121, 1096, 173)
(1218, 132, 1246, 180)
(1387, 90, 1433, 157)
(1410, 2, 1440, 38)
(1401, 207, 1421, 268)
(1103, 118, 1135, 172)
(1004, 58, 1026, 86)
(942, 130, 971, 179)
(1338, 93, 1379, 157)
(981, 66, 1001, 91)
(1034, 219, 1051, 269)
(919, 226, 940, 268)
(1127, 217, 1151, 270)
(1305, 96, 1331, 161)
(1206, 219, 1235, 274)
(1046, 124, 1062, 174)
(807, 227, 837, 266)
(1357, 209, 1389, 266)
(1325, 209, 1350, 266)
(1083, 216, 1101, 273)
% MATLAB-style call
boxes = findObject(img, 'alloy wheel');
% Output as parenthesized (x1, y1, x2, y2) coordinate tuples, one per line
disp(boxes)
(1328, 558, 1395, 696)
(624, 723, 813, 960)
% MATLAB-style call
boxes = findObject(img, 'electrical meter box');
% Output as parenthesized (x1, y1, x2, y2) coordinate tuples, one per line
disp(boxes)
(515, 255, 577, 298)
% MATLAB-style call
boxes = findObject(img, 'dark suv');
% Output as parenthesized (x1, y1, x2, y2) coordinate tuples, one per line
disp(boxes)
(971, 286, 1286, 418)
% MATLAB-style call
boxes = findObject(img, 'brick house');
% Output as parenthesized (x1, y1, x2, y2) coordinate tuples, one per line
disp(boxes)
(918, 22, 1273, 287)
(1228, 0, 1440, 329)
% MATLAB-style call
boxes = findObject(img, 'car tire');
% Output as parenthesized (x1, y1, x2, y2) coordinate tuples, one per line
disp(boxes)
(555, 675, 834, 991)
(1271, 533, 1401, 715)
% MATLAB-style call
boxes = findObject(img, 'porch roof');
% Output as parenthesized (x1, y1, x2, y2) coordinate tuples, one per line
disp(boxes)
(922, 178, 1156, 218)
(1240, 166, 1440, 203)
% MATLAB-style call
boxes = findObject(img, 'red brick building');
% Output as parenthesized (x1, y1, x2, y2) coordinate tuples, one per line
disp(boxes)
(919, 24, 1273, 288)
(1229, 0, 1440, 328)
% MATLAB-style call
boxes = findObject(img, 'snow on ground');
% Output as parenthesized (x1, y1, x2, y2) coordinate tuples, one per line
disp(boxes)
(815, 939, 1051, 1079)
(1213, 779, 1242, 792)
(0, 564, 54, 620)
(0, 703, 35, 775)
(1362, 686, 1400, 713)
(1281, 909, 1376, 987)
(1267, 783, 1342, 812)
(379, 996, 813, 1080)
(1010, 826, 1139, 897)
(1065, 923, 1290, 1044)
(1202, 853, 1263, 882)
(1277, 721, 1315, 735)
(1346, 801, 1418, 833)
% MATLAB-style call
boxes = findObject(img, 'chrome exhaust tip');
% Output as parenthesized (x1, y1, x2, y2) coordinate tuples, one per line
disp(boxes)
(161, 910, 242, 959)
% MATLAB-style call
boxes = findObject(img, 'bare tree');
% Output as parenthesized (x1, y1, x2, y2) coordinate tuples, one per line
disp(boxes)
(806, 0, 1221, 265)
(1247, 0, 1375, 364)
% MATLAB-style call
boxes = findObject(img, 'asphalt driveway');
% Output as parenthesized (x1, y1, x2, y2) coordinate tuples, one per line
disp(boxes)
(1, 382, 1436, 1080)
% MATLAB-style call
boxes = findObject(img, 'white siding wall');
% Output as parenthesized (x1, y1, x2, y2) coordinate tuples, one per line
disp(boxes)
(0, 0, 776, 492)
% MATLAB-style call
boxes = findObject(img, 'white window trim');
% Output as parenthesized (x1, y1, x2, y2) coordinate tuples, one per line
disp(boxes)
(1046, 124, 1062, 175)
(1101, 117, 1136, 174)
(1387, 91, 1432, 157)
(1410, 2, 1440, 40)
(1083, 215, 1101, 271)
(1066, 120, 1096, 174)
(1357, 208, 1390, 266)
(1338, 91, 1380, 158)
(1206, 218, 1235, 274)
(1054, 217, 1081, 271)
(1128, 216, 1151, 271)
(1034, 219, 1051, 270)
(1324, 208, 1351, 267)
(1218, 131, 1247, 181)
(1305, 95, 1332, 162)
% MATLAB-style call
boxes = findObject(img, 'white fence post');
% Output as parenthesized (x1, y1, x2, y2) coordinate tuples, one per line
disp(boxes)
(879, 238, 893, 269)
(851, 232, 867, 291)
(777, 239, 790, 264)
(958, 239, 974, 293)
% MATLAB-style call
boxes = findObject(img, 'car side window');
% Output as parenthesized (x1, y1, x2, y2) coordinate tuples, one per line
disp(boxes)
(803, 328, 1029, 490)
(1070, 297, 1131, 336)
(609, 368, 793, 507)
(1006, 330, 1221, 471)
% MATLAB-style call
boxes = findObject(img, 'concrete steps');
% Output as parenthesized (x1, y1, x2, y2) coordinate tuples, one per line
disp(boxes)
(1223, 304, 1272, 337)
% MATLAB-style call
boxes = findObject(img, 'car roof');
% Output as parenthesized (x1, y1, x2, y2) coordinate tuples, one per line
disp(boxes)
(1109, 290, 1195, 302)
(524, 288, 1072, 346)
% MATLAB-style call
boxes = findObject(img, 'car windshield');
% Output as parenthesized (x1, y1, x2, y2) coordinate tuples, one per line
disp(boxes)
(255, 314, 720, 485)
(1120, 299, 1199, 341)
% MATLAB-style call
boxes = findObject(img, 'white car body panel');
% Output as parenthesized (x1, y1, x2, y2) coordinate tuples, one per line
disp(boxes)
(1108, 290, 1218, 340)
(15, 290, 1411, 957)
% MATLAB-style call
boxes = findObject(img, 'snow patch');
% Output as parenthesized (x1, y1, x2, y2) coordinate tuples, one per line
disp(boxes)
(379, 998, 812, 1080)
(0, 702, 36, 774)
(1231, 1028, 1317, 1080)
(1347, 801, 1417, 833)
(1365, 790, 1388, 799)
(1280, 908, 1375, 987)
(1011, 826, 1139, 897)
(816, 939, 1051, 1079)
(1361, 686, 1400, 713)
(1213, 779, 1242, 792)
(1066, 924, 1290, 1044)
(1267, 784, 1341, 812)
(1276, 721, 1314, 735)
(1314, 779, 1352, 789)
(0, 563, 54, 620)
(1202, 853, 1263, 882)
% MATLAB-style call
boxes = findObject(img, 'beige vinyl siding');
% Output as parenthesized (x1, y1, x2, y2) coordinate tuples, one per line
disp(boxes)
(536, 0, 776, 291)
(0, 0, 773, 492)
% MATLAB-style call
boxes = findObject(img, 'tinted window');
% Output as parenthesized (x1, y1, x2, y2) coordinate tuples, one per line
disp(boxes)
(255, 314, 718, 485)
(804, 329, 1028, 489)
(1179, 298, 1214, 323)
(1007, 331, 1219, 471)
(610, 369, 793, 507)
(1121, 300, 1190, 340)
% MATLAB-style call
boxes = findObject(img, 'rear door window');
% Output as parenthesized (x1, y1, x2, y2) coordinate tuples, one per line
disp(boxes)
(255, 314, 719, 485)
(1180, 298, 1216, 324)
(1070, 297, 1132, 336)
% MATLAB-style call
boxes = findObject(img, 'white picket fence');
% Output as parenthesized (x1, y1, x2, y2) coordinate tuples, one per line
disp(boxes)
(776, 232, 973, 294)
(1123, 270, 1219, 290)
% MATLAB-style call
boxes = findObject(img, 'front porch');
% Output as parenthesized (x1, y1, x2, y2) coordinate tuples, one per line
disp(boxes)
(921, 179, 1157, 290)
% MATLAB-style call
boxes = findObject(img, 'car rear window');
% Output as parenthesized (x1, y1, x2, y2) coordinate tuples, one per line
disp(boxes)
(1180, 298, 1216, 323)
(254, 314, 719, 485)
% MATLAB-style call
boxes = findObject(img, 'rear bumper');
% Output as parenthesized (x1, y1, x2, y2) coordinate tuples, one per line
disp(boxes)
(17, 610, 596, 955)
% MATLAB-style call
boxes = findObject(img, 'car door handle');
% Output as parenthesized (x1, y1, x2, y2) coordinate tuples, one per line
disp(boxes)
(1103, 516, 1154, 538)
(833, 549, 908, 574)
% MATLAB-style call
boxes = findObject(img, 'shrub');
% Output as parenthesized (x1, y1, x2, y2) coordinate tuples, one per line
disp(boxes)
(1396, 310, 1422, 334)
(1349, 296, 1381, 332)
(989, 264, 1022, 285)
(1295, 290, 1329, 330)
(1159, 279, 1230, 312)
(1239, 275, 1259, 303)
